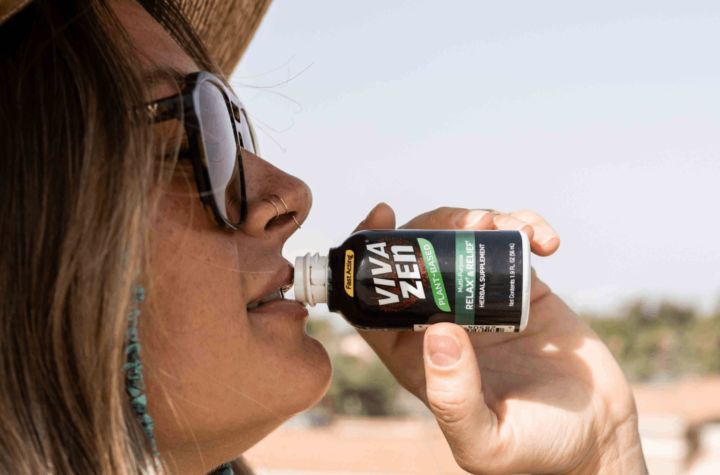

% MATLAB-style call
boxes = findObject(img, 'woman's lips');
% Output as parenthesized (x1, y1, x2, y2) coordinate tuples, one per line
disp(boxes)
(246, 298, 308, 320)
(246, 262, 294, 308)
(247, 289, 284, 310)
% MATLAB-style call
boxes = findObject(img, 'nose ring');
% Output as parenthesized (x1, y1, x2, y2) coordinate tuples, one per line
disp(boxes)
(273, 195, 301, 229)
(263, 198, 281, 220)
(264, 196, 302, 229)
(274, 195, 289, 214)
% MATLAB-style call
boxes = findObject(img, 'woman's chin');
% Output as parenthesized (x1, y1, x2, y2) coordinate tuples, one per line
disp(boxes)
(247, 305, 334, 415)
(291, 332, 333, 412)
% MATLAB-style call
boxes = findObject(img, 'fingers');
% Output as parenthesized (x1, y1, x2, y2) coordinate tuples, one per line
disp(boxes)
(489, 209, 560, 257)
(490, 211, 536, 242)
(423, 323, 507, 474)
(509, 209, 560, 256)
(353, 202, 396, 232)
(400, 207, 494, 230)
(396, 207, 559, 257)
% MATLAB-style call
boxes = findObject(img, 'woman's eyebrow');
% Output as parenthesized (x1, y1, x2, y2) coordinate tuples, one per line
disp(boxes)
(141, 65, 188, 89)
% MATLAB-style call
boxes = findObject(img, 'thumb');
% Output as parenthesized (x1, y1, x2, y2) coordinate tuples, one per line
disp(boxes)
(353, 202, 396, 232)
(423, 323, 500, 473)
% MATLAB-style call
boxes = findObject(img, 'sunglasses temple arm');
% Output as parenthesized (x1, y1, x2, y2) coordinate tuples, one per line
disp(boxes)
(146, 94, 188, 124)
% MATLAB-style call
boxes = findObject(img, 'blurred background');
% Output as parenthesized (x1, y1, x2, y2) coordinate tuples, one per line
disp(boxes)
(230, 1, 720, 474)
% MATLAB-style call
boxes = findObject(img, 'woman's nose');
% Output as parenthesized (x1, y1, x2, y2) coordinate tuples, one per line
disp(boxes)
(239, 149, 313, 241)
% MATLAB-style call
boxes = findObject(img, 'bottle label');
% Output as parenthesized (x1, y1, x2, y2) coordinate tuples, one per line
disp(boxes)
(417, 238, 451, 312)
(344, 250, 355, 297)
(454, 231, 476, 325)
(330, 230, 526, 331)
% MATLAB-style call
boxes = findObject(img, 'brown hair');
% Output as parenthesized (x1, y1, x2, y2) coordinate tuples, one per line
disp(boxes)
(0, 1, 239, 473)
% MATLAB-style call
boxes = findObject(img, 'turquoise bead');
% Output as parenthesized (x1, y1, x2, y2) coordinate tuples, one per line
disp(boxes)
(122, 284, 159, 458)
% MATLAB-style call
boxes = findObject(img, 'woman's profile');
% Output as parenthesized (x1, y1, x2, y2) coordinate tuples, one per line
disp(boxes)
(0, 1, 647, 474)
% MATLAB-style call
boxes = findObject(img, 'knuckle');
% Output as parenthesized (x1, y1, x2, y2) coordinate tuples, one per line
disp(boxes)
(422, 209, 434, 226)
(513, 208, 535, 217)
(427, 390, 471, 425)
(491, 215, 509, 228)
(427, 206, 450, 227)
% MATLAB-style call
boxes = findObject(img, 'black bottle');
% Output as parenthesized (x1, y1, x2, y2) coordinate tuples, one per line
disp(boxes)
(294, 230, 530, 332)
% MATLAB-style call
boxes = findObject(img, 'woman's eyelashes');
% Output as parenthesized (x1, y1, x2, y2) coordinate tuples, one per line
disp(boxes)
(175, 138, 192, 160)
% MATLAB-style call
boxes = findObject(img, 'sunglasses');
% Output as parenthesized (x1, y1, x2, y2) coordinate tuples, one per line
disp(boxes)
(147, 71, 254, 229)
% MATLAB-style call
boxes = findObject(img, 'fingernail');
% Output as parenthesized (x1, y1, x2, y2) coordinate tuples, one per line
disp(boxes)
(539, 234, 558, 247)
(458, 210, 488, 229)
(428, 335, 461, 367)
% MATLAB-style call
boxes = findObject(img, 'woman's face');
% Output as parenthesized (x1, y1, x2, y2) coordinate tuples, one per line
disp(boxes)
(114, 1, 332, 472)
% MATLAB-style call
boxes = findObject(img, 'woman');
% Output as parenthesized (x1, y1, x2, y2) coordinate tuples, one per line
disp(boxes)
(0, 0, 647, 474)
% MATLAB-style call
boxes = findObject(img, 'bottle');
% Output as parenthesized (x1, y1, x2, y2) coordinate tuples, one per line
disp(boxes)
(294, 230, 530, 332)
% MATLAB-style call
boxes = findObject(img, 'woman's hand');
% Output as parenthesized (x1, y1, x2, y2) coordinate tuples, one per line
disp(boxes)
(353, 203, 645, 475)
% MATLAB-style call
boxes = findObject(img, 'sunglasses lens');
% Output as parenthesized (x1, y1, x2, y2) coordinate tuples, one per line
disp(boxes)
(197, 82, 244, 225)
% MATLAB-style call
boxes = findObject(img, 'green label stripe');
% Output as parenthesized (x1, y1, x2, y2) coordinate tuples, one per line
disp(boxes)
(417, 238, 451, 312)
(454, 231, 475, 325)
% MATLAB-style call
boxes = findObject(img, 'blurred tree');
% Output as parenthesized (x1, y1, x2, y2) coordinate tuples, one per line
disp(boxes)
(587, 299, 720, 382)
(329, 351, 401, 416)
(306, 319, 404, 416)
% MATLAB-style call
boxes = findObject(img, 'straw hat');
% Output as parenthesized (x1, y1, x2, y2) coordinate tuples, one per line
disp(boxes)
(0, 0, 272, 75)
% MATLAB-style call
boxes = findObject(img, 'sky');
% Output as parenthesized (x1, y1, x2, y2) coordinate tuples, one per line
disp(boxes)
(231, 0, 720, 324)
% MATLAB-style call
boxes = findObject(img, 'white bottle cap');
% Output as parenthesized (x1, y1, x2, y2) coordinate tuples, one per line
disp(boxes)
(294, 253, 328, 307)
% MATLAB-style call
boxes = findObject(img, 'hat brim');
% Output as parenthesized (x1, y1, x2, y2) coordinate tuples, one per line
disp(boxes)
(178, 0, 273, 75)
(1, 0, 273, 75)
